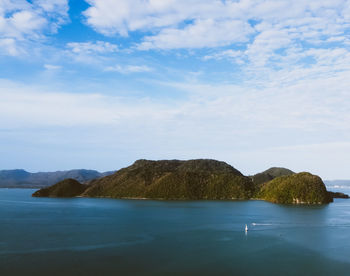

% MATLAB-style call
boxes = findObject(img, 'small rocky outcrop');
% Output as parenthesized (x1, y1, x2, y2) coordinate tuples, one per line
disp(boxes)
(328, 191, 349, 199)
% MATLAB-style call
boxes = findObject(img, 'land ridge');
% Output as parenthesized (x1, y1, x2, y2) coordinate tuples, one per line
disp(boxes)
(0, 169, 114, 188)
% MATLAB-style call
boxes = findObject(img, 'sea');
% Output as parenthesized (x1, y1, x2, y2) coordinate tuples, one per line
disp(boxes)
(1, 185, 350, 276)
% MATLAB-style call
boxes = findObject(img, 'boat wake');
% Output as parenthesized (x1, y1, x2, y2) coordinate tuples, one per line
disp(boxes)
(251, 223, 274, 226)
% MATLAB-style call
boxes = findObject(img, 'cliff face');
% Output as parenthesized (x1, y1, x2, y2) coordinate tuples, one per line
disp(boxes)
(82, 159, 254, 200)
(259, 172, 333, 204)
(32, 178, 88, 198)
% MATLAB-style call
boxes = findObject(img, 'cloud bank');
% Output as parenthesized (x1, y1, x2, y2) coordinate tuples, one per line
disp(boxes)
(0, 0, 68, 55)
(1, 1, 350, 178)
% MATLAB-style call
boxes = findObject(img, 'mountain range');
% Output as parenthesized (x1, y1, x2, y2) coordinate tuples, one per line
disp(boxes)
(0, 169, 114, 188)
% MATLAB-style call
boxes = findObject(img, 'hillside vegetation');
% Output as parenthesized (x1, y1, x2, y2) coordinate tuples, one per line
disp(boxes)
(32, 160, 340, 205)
(32, 178, 88, 197)
(82, 159, 254, 200)
(259, 172, 333, 204)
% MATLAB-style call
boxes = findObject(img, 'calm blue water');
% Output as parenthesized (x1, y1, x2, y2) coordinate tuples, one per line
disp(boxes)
(1, 188, 350, 276)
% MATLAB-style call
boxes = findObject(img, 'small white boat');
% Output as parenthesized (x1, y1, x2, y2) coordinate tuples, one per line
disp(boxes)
(245, 224, 248, 232)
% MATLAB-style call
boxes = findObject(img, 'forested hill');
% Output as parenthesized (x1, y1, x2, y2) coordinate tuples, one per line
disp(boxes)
(82, 159, 255, 200)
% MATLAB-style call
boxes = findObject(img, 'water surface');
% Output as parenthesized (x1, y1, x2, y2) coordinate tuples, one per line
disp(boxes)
(1, 188, 350, 276)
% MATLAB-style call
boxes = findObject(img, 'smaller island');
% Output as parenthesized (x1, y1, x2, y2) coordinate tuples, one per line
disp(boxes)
(327, 191, 350, 199)
(32, 178, 88, 198)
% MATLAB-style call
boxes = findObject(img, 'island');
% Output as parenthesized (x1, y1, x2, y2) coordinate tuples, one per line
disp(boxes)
(32, 159, 346, 204)
(327, 191, 349, 199)
(32, 178, 88, 197)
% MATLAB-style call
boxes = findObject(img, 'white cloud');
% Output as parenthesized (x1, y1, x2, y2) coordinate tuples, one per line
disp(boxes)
(66, 41, 118, 55)
(2, 0, 350, 176)
(83, 0, 206, 36)
(34, 0, 68, 13)
(138, 19, 253, 50)
(64, 40, 120, 66)
(84, 0, 254, 47)
(44, 64, 62, 70)
(83, 0, 350, 52)
(2, 62, 350, 142)
(0, 0, 68, 55)
(0, 38, 21, 56)
(203, 49, 244, 62)
(244, 27, 292, 66)
(8, 10, 46, 38)
(104, 64, 152, 73)
(0, 80, 120, 127)
(2, 65, 350, 178)
(82, 0, 350, 88)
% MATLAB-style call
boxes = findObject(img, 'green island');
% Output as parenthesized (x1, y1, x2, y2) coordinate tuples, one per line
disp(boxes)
(32, 159, 348, 204)
(32, 178, 88, 197)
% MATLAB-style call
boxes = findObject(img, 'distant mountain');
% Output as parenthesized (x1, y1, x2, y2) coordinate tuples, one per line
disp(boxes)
(0, 169, 115, 188)
(324, 180, 350, 198)
(251, 167, 295, 187)
(324, 180, 350, 188)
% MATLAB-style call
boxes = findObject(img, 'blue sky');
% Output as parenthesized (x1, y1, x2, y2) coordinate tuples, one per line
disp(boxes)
(1, 0, 350, 179)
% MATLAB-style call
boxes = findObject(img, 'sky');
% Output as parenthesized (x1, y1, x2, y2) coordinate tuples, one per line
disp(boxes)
(1, 0, 350, 179)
